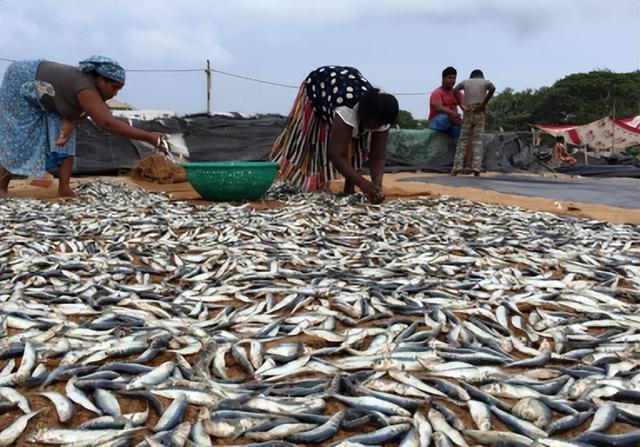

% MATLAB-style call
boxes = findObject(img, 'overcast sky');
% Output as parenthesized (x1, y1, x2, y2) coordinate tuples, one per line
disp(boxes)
(1, 0, 638, 118)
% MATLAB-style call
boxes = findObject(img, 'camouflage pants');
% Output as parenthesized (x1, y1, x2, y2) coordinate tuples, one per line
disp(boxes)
(453, 111, 485, 171)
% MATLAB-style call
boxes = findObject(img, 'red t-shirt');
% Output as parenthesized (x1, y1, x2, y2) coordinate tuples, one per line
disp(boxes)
(428, 86, 459, 120)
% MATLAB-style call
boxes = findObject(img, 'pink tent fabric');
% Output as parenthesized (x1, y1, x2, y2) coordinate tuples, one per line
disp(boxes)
(620, 115, 640, 130)
(536, 115, 640, 156)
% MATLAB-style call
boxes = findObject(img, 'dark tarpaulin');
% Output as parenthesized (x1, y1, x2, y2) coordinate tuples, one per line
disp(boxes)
(374, 131, 551, 174)
(73, 113, 286, 175)
(377, 130, 640, 178)
(555, 165, 640, 178)
(72, 114, 640, 178)
(74, 118, 155, 175)
(403, 174, 640, 210)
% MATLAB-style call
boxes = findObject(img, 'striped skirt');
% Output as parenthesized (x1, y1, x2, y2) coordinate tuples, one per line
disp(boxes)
(270, 84, 371, 192)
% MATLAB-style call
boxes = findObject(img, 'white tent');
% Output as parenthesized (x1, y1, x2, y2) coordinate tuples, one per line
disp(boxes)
(536, 115, 640, 156)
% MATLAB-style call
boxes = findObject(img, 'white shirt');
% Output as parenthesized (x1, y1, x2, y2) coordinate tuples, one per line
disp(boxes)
(335, 104, 390, 138)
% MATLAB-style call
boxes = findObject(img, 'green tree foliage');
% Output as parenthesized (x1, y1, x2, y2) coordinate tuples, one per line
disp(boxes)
(396, 109, 428, 129)
(624, 145, 640, 158)
(486, 70, 640, 131)
(485, 87, 541, 131)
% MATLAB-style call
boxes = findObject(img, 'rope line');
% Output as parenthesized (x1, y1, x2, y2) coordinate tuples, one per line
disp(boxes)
(0, 56, 427, 95)
(126, 68, 202, 72)
(210, 68, 298, 89)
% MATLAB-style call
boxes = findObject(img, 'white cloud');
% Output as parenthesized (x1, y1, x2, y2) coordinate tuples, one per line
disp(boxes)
(0, 12, 43, 55)
(0, 0, 233, 67)
(123, 24, 232, 66)
(0, 0, 637, 117)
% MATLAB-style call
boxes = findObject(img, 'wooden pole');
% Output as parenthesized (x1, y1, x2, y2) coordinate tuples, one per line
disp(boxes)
(584, 144, 588, 166)
(611, 97, 616, 154)
(206, 60, 212, 115)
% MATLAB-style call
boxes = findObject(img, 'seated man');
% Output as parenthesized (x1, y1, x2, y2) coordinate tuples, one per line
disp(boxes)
(428, 66, 463, 140)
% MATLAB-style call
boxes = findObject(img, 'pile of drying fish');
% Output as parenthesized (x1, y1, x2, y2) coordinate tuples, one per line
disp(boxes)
(1, 179, 640, 447)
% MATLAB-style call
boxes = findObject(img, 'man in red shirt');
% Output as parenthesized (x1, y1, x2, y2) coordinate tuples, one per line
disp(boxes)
(428, 66, 463, 140)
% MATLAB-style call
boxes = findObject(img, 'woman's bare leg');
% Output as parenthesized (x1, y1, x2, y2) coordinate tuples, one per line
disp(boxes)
(342, 179, 355, 194)
(0, 166, 12, 197)
(57, 157, 76, 198)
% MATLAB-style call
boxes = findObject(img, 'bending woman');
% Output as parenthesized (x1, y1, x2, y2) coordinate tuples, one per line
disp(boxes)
(270, 66, 399, 203)
(0, 55, 164, 198)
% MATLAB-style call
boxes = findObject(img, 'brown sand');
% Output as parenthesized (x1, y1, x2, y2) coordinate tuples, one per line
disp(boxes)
(381, 172, 640, 226)
(6, 171, 639, 225)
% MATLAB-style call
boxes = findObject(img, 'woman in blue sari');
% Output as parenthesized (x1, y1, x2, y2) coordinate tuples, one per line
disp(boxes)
(0, 55, 163, 198)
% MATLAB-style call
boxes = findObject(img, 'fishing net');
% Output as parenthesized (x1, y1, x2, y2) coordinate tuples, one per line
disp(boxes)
(132, 154, 187, 184)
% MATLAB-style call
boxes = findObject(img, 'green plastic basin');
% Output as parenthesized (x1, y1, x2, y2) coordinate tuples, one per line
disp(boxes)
(183, 161, 279, 202)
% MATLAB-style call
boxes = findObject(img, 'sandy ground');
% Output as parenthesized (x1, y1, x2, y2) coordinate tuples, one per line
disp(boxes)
(5, 171, 640, 225)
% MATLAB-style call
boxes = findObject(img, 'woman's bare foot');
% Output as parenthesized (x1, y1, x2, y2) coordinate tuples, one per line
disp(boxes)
(58, 186, 76, 198)
(56, 157, 75, 198)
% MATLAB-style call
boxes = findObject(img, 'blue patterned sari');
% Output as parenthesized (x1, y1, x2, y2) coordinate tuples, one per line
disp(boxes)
(0, 60, 75, 177)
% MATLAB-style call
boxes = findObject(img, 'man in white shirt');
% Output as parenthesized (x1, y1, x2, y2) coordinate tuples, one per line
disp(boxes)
(451, 69, 495, 176)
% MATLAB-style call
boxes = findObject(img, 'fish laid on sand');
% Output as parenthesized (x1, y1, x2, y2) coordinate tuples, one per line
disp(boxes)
(0, 179, 639, 446)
